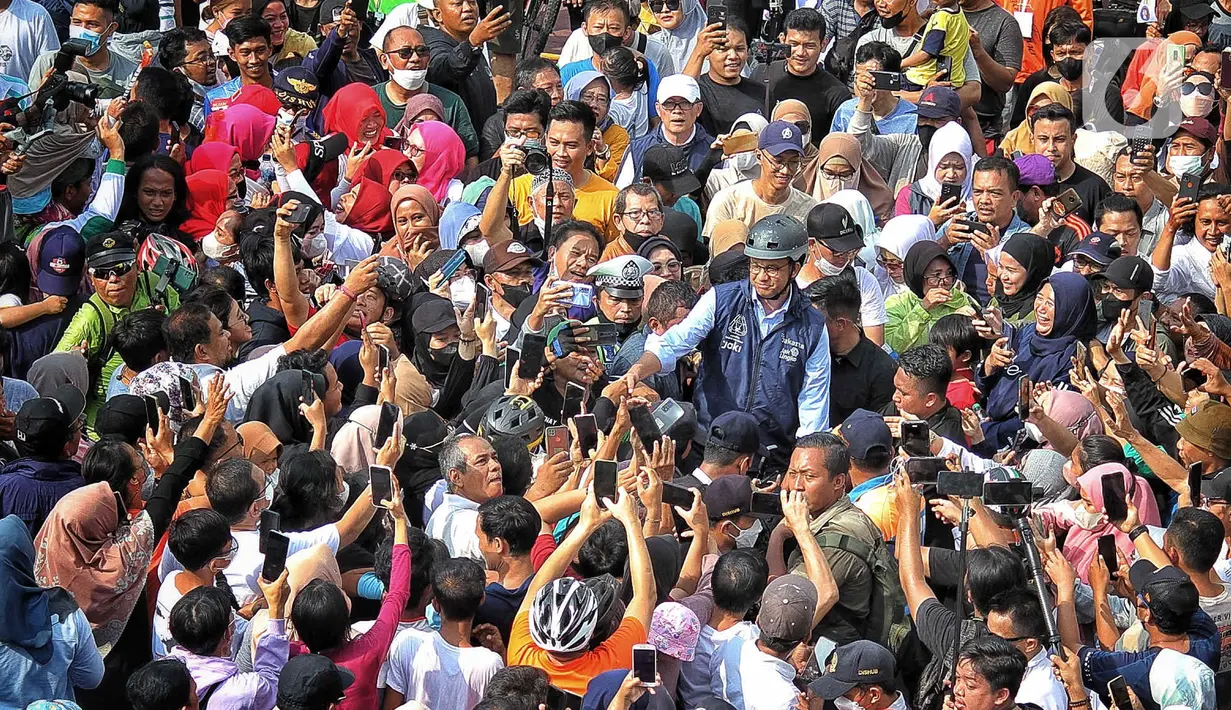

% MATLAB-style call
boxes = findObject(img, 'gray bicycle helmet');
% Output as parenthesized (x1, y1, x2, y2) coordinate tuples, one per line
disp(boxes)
(479, 394, 545, 449)
(744, 214, 809, 261)
(529, 577, 600, 653)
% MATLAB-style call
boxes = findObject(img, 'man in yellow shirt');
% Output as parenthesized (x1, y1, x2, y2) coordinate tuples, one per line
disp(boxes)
(835, 409, 898, 542)
(510, 101, 620, 244)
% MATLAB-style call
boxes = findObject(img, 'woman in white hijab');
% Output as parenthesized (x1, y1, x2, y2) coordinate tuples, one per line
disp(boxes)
(896, 122, 974, 227)
(874, 215, 938, 300)
(649, 0, 706, 75)
(704, 112, 769, 199)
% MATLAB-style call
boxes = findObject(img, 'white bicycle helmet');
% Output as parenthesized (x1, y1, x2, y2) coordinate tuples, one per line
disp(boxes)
(529, 577, 600, 653)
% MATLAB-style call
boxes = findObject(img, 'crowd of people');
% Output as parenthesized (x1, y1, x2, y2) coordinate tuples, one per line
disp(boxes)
(0, 0, 1228, 705)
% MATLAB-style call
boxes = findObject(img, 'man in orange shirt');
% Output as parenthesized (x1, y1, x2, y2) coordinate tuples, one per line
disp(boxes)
(998, 0, 1092, 83)
(507, 486, 654, 695)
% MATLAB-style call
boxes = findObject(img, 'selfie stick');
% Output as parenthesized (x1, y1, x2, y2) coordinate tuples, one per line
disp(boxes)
(1015, 515, 1066, 659)
(542, 171, 555, 246)
(947, 497, 972, 690)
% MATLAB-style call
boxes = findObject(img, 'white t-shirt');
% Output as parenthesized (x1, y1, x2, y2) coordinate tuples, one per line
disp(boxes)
(798, 265, 888, 328)
(426, 493, 483, 562)
(712, 632, 798, 710)
(152, 570, 189, 658)
(0, 0, 58, 86)
(350, 618, 434, 689)
(385, 628, 504, 710)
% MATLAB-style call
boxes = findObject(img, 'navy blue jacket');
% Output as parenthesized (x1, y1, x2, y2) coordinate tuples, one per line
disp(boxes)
(619, 124, 714, 184)
(0, 458, 84, 536)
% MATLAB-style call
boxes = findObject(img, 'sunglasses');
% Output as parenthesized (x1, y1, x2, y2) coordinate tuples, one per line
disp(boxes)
(388, 45, 430, 60)
(1183, 82, 1214, 96)
(649, 0, 681, 10)
(89, 261, 135, 280)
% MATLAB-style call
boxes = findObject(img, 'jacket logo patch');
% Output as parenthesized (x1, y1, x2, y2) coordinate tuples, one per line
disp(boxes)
(780, 336, 803, 363)
(721, 314, 747, 353)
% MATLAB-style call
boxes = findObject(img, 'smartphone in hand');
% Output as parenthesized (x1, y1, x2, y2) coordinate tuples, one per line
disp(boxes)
(594, 460, 618, 502)
(262, 531, 290, 581)
(370, 464, 393, 505)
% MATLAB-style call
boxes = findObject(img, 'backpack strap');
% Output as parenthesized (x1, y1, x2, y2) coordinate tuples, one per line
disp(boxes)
(199, 679, 223, 710)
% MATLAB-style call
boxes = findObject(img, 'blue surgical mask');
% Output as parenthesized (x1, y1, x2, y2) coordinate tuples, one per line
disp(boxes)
(731, 519, 763, 549)
(68, 24, 106, 55)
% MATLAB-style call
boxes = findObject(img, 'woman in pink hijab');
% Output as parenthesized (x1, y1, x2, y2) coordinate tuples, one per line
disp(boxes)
(218, 104, 276, 168)
(401, 120, 464, 203)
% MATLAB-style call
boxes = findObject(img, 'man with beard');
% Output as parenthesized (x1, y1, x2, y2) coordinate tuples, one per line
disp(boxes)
(586, 254, 653, 361)
(158, 27, 217, 131)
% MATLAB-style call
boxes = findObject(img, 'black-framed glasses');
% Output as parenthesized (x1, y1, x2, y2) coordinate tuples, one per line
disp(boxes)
(660, 99, 695, 112)
(621, 208, 663, 222)
(1183, 81, 1214, 96)
(922, 270, 957, 286)
(761, 151, 802, 173)
(388, 45, 430, 60)
(649, 0, 681, 10)
(876, 254, 904, 269)
(182, 54, 217, 67)
(89, 261, 135, 280)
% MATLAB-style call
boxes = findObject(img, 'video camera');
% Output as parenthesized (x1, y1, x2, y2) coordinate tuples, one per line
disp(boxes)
(750, 40, 790, 65)
(0, 39, 100, 130)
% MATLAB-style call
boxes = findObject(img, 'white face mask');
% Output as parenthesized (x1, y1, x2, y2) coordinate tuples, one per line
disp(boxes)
(817, 255, 849, 277)
(834, 697, 864, 710)
(730, 518, 763, 549)
(391, 68, 428, 91)
(450, 274, 476, 309)
(731, 151, 757, 173)
(1169, 153, 1206, 178)
(266, 468, 280, 502)
(202, 231, 238, 261)
(300, 232, 328, 259)
(1072, 502, 1106, 530)
(463, 239, 491, 265)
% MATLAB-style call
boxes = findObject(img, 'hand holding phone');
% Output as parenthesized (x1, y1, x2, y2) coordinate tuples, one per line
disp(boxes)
(262, 531, 290, 581)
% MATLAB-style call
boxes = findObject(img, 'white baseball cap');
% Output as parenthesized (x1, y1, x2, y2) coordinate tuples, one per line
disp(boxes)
(657, 74, 700, 104)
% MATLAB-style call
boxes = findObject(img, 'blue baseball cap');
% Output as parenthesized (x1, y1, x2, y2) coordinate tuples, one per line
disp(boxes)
(916, 86, 961, 120)
(834, 409, 892, 460)
(759, 120, 805, 157)
(1072, 232, 1122, 267)
(37, 226, 85, 297)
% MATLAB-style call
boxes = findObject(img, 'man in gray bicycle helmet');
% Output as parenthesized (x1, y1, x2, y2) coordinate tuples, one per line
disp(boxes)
(617, 212, 831, 474)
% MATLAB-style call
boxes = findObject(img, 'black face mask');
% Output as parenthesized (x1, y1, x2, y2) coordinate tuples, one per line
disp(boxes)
(429, 343, 459, 365)
(588, 32, 623, 55)
(1055, 58, 1083, 81)
(501, 283, 534, 308)
(918, 124, 938, 153)
(881, 9, 906, 27)
(1100, 297, 1134, 323)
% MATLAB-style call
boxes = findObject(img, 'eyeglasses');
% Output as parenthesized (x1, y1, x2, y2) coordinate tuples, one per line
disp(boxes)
(660, 99, 695, 112)
(216, 537, 240, 560)
(1183, 82, 1214, 96)
(580, 91, 610, 106)
(749, 260, 788, 277)
(649, 0, 681, 10)
(761, 151, 802, 173)
(876, 255, 904, 269)
(404, 143, 425, 159)
(820, 167, 856, 180)
(89, 261, 135, 280)
(655, 259, 682, 271)
(621, 208, 663, 222)
(388, 45, 430, 61)
(505, 127, 542, 140)
(182, 54, 217, 67)
(922, 270, 957, 286)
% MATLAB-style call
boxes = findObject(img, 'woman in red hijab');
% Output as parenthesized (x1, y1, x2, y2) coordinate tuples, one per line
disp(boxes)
(323, 83, 391, 148)
(361, 150, 417, 195)
(187, 142, 243, 193)
(180, 170, 235, 241)
(230, 85, 282, 117)
(218, 104, 276, 166)
(337, 178, 393, 237)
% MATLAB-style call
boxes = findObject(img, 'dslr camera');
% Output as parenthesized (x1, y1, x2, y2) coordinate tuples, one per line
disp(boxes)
(519, 139, 550, 175)
(0, 39, 100, 130)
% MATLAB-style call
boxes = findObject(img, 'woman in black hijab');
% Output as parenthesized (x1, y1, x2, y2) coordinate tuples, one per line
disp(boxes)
(991, 233, 1055, 324)
(396, 410, 450, 528)
(885, 241, 974, 353)
(244, 369, 326, 445)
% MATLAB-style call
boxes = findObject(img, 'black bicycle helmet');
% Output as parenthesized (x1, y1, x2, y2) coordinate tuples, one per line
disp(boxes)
(479, 394, 545, 449)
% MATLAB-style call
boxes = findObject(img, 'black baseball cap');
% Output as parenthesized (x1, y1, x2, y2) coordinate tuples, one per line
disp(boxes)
(85, 232, 137, 270)
(706, 411, 759, 455)
(1103, 256, 1154, 293)
(808, 640, 897, 699)
(410, 295, 457, 335)
(94, 394, 148, 445)
(1129, 560, 1200, 620)
(703, 475, 753, 521)
(16, 386, 85, 447)
(644, 144, 701, 196)
(807, 203, 863, 254)
(277, 654, 355, 710)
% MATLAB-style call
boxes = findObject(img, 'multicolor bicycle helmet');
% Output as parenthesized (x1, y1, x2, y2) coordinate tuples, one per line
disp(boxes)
(479, 394, 545, 450)
(529, 577, 600, 653)
(138, 232, 198, 293)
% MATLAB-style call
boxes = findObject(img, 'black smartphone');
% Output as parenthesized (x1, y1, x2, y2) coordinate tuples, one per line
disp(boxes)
(574, 414, 599, 456)
(375, 402, 399, 449)
(593, 323, 619, 346)
(262, 530, 290, 581)
(905, 456, 947, 485)
(438, 250, 468, 281)
(1190, 461, 1203, 503)
(519, 333, 547, 380)
(377, 344, 390, 373)
(937, 470, 984, 498)
(1182, 366, 1209, 388)
(628, 404, 663, 452)
(1098, 534, 1119, 575)
(1102, 473, 1129, 524)
(1017, 376, 1032, 419)
(870, 70, 901, 90)
(369, 464, 393, 505)
(178, 376, 195, 412)
(144, 395, 160, 436)
(382, 135, 405, 151)
(285, 202, 313, 224)
(259, 509, 280, 554)
(1108, 677, 1132, 710)
(936, 55, 952, 77)
(474, 282, 489, 322)
(939, 181, 962, 206)
(750, 491, 784, 516)
(1223, 53, 1231, 89)
(504, 347, 520, 388)
(594, 459, 618, 502)
(545, 425, 570, 458)
(982, 481, 1034, 506)
(1054, 188, 1082, 217)
(563, 381, 585, 420)
(633, 643, 658, 686)
(302, 371, 317, 405)
(901, 421, 930, 457)
(1129, 126, 1151, 160)
(955, 218, 990, 238)
(661, 482, 695, 508)
(1180, 172, 1202, 202)
(546, 685, 584, 710)
(705, 1, 726, 26)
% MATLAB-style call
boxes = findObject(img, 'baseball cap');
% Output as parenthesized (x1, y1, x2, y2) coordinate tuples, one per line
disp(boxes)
(1129, 560, 1200, 618)
(94, 394, 149, 446)
(1176, 401, 1231, 459)
(644, 144, 702, 195)
(706, 411, 759, 454)
(410, 295, 457, 335)
(1177, 0, 1216, 20)
(808, 640, 897, 699)
(273, 66, 320, 113)
(1071, 233, 1121, 267)
(835, 409, 892, 460)
(85, 232, 137, 270)
(916, 86, 961, 120)
(1014, 153, 1056, 187)
(703, 475, 753, 521)
(807, 203, 863, 254)
(37, 226, 85, 297)
(1103, 256, 1154, 292)
(483, 241, 542, 273)
(1179, 116, 1218, 147)
(16, 386, 85, 447)
(374, 256, 415, 303)
(1204, 469, 1231, 501)
(649, 601, 701, 661)
(757, 575, 818, 643)
(657, 74, 700, 104)
(759, 120, 805, 157)
(276, 654, 355, 710)
(319, 0, 348, 25)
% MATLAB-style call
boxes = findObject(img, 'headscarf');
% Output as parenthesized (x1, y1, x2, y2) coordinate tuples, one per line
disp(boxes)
(34, 482, 157, 656)
(27, 352, 88, 397)
(1044, 390, 1105, 448)
(0, 515, 54, 664)
(875, 215, 936, 296)
(342, 178, 394, 235)
(331, 405, 382, 475)
(322, 83, 391, 147)
(996, 233, 1055, 320)
(244, 369, 316, 445)
(439, 201, 482, 250)
(645, 534, 682, 604)
(395, 409, 449, 528)
(813, 133, 894, 221)
(1065, 463, 1162, 582)
(822, 189, 883, 266)
(1018, 449, 1072, 504)
(902, 241, 956, 299)
(1001, 82, 1073, 156)
(361, 149, 412, 192)
(565, 71, 614, 128)
(249, 543, 346, 653)
(916, 122, 974, 204)
(731, 111, 769, 136)
(187, 141, 238, 176)
(129, 362, 201, 432)
(403, 121, 465, 203)
(237, 421, 281, 464)
(1124, 32, 1202, 117)
(230, 84, 282, 117)
(218, 104, 277, 164)
(1017, 273, 1097, 393)
(382, 184, 442, 257)
(403, 94, 446, 125)
(654, 0, 706, 76)
(181, 169, 231, 240)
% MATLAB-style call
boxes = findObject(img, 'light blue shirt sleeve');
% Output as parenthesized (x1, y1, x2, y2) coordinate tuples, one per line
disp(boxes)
(796, 325, 831, 436)
(645, 288, 717, 372)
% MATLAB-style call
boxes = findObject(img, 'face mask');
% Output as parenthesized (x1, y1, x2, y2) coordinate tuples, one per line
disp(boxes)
(818, 166, 860, 199)
(881, 9, 906, 27)
(1072, 503, 1106, 530)
(202, 231, 239, 261)
(335, 479, 350, 509)
(1182, 90, 1215, 118)
(463, 239, 491, 265)
(69, 24, 106, 55)
(731, 518, 763, 549)
(501, 282, 534, 307)
(429, 342, 460, 365)
(450, 274, 476, 309)
(265, 469, 279, 502)
(588, 32, 623, 55)
(300, 231, 328, 259)
(817, 255, 849, 277)
(391, 68, 428, 91)
(918, 124, 938, 153)
(1100, 297, 1133, 323)
(731, 151, 757, 172)
(1169, 153, 1207, 177)
(834, 698, 864, 710)
(1055, 57, 1083, 81)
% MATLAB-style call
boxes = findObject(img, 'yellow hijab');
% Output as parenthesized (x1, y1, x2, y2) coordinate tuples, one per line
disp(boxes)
(1000, 82, 1073, 156)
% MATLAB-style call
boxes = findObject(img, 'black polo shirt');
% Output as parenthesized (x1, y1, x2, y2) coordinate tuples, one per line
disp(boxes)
(830, 335, 898, 426)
